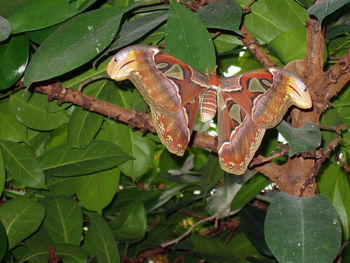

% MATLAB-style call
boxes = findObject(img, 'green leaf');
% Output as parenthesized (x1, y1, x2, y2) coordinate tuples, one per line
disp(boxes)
(277, 121, 321, 156)
(145, 184, 186, 213)
(230, 174, 270, 211)
(237, 0, 306, 43)
(0, 221, 6, 262)
(67, 80, 108, 148)
(308, 0, 350, 25)
(0, 99, 27, 142)
(97, 117, 154, 181)
(0, 35, 29, 90)
(18, 243, 87, 263)
(87, 212, 120, 263)
(110, 202, 147, 243)
(206, 172, 254, 216)
(318, 163, 350, 240)
(268, 25, 307, 64)
(75, 167, 120, 214)
(0, 0, 31, 18)
(200, 153, 224, 195)
(37, 140, 131, 176)
(165, 0, 216, 73)
(0, 140, 46, 189)
(41, 197, 83, 245)
(110, 11, 168, 50)
(23, 6, 131, 86)
(0, 199, 45, 249)
(0, 16, 11, 41)
(9, 89, 69, 131)
(7, 0, 97, 33)
(240, 206, 271, 256)
(0, 149, 5, 196)
(296, 0, 315, 8)
(197, 0, 242, 33)
(265, 192, 342, 263)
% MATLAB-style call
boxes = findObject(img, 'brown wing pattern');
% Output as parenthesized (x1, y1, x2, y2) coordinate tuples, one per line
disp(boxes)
(108, 45, 312, 174)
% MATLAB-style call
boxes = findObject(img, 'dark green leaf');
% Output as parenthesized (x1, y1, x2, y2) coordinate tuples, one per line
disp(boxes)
(308, 0, 350, 24)
(0, 0, 31, 18)
(200, 153, 224, 195)
(268, 25, 307, 64)
(165, 0, 216, 73)
(41, 197, 82, 245)
(240, 206, 271, 256)
(0, 35, 28, 90)
(206, 172, 254, 216)
(110, 11, 168, 50)
(0, 149, 5, 197)
(67, 80, 109, 148)
(7, 0, 97, 33)
(265, 192, 342, 263)
(0, 16, 11, 41)
(110, 202, 147, 243)
(230, 174, 270, 211)
(37, 140, 131, 176)
(326, 23, 350, 39)
(318, 163, 350, 239)
(145, 184, 186, 213)
(25, 23, 61, 44)
(295, 0, 315, 8)
(87, 212, 120, 263)
(0, 99, 27, 142)
(238, 0, 306, 43)
(0, 140, 46, 189)
(197, 0, 242, 33)
(277, 121, 321, 156)
(23, 6, 131, 86)
(97, 118, 154, 181)
(75, 167, 120, 214)
(0, 199, 45, 249)
(9, 89, 69, 131)
(0, 221, 6, 262)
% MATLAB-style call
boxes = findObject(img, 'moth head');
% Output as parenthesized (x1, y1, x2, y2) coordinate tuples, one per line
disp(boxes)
(271, 68, 312, 110)
(107, 47, 139, 81)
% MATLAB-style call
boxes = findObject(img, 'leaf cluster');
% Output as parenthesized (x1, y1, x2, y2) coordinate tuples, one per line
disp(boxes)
(0, 0, 350, 262)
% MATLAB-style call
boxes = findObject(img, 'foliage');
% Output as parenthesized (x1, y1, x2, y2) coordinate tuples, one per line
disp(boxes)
(0, 0, 349, 262)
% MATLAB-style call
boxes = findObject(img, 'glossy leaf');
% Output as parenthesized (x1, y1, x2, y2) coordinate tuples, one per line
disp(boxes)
(197, 0, 242, 33)
(230, 174, 270, 211)
(87, 212, 120, 263)
(0, 99, 27, 142)
(110, 202, 147, 243)
(0, 199, 45, 249)
(9, 89, 69, 131)
(75, 167, 120, 214)
(0, 149, 5, 197)
(265, 192, 342, 263)
(0, 222, 6, 262)
(240, 206, 271, 256)
(41, 197, 83, 245)
(110, 11, 168, 50)
(268, 25, 307, 64)
(200, 153, 224, 195)
(23, 6, 130, 86)
(206, 172, 254, 216)
(318, 163, 350, 239)
(145, 184, 186, 213)
(67, 80, 109, 148)
(0, 35, 28, 90)
(238, 0, 306, 43)
(19, 243, 87, 263)
(0, 140, 46, 189)
(37, 140, 131, 176)
(7, 0, 97, 33)
(165, 0, 216, 73)
(0, 0, 32, 18)
(308, 0, 350, 24)
(0, 16, 11, 41)
(277, 121, 321, 156)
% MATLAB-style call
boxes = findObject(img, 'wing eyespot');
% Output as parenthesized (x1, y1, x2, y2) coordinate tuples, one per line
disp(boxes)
(113, 56, 117, 63)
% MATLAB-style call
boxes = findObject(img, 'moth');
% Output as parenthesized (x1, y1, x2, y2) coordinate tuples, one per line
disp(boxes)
(107, 45, 312, 175)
